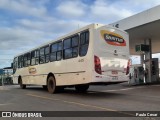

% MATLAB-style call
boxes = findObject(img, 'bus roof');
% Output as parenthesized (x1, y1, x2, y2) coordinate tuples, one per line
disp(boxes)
(14, 23, 125, 58)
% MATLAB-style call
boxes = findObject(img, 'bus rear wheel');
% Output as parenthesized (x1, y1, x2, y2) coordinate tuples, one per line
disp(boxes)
(19, 77, 26, 89)
(75, 84, 89, 93)
(47, 76, 57, 94)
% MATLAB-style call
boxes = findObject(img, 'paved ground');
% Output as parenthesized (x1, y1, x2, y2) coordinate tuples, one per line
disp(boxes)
(0, 82, 160, 120)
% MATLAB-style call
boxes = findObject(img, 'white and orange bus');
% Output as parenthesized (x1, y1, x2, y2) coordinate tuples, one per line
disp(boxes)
(13, 23, 129, 93)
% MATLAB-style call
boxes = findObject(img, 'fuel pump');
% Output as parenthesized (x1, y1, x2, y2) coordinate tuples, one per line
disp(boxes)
(151, 58, 159, 82)
(129, 65, 144, 85)
(144, 58, 159, 83)
(135, 40, 160, 84)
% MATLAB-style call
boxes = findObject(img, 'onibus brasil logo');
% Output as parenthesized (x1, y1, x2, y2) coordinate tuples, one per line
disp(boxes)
(100, 30, 126, 46)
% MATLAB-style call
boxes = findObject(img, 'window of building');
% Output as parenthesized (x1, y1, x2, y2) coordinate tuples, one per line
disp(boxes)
(79, 31, 89, 56)
(63, 35, 79, 59)
(50, 41, 62, 62)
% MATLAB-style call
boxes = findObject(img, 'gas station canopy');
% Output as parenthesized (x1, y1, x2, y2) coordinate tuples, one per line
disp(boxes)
(110, 5, 160, 55)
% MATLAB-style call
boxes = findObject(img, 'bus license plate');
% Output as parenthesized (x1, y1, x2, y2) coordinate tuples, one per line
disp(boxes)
(112, 76, 118, 80)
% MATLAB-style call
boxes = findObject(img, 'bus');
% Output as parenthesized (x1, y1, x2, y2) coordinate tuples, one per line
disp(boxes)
(13, 23, 130, 93)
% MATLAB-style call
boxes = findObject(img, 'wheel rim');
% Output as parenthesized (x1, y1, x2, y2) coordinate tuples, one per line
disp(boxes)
(49, 80, 53, 90)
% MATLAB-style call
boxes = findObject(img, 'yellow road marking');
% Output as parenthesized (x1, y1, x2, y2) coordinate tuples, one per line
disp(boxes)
(26, 93, 135, 116)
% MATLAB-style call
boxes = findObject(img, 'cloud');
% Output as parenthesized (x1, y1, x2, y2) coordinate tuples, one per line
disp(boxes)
(17, 18, 90, 35)
(55, 0, 134, 23)
(129, 0, 160, 7)
(0, 19, 89, 52)
(0, 26, 53, 51)
(1, 0, 160, 68)
(90, 0, 134, 23)
(56, 0, 87, 19)
(0, 19, 90, 68)
(0, 0, 48, 19)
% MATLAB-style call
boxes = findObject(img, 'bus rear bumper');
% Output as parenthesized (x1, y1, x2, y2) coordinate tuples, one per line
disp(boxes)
(93, 74, 129, 83)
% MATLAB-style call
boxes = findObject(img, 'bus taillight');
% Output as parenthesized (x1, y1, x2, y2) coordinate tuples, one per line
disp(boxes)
(94, 55, 102, 74)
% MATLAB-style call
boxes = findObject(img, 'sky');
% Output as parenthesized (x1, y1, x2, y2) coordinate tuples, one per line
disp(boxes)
(0, 0, 160, 68)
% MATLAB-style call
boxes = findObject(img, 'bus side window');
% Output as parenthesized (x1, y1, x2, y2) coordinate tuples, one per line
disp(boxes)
(24, 54, 28, 67)
(13, 57, 18, 74)
(45, 46, 50, 63)
(24, 53, 31, 67)
(27, 53, 31, 66)
(31, 51, 36, 65)
(79, 31, 89, 57)
(63, 35, 79, 59)
(18, 55, 23, 68)
(18, 56, 21, 68)
(57, 42, 62, 60)
(50, 41, 62, 62)
(40, 48, 45, 64)
(21, 55, 24, 68)
(71, 35, 79, 58)
(18, 57, 20, 68)
(35, 50, 39, 65)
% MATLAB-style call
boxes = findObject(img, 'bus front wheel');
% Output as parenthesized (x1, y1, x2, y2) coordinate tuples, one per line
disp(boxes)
(47, 76, 57, 94)
(75, 84, 89, 92)
(19, 77, 26, 89)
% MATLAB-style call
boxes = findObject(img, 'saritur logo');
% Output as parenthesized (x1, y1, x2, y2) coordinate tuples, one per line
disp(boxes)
(100, 30, 126, 46)
(28, 67, 37, 74)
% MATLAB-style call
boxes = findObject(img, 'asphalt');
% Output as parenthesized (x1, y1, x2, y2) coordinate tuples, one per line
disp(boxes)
(0, 82, 160, 120)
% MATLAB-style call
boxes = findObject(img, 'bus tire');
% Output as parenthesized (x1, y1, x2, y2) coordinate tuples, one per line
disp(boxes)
(19, 77, 26, 89)
(47, 76, 57, 94)
(75, 84, 89, 93)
